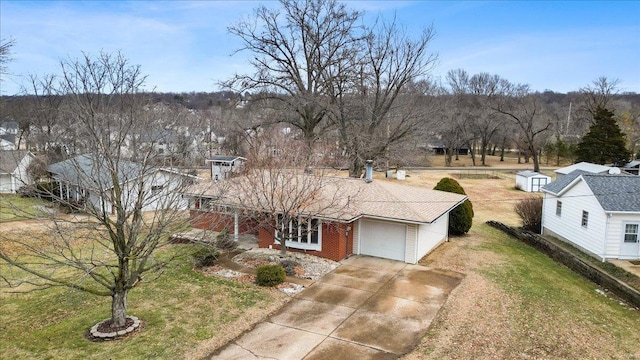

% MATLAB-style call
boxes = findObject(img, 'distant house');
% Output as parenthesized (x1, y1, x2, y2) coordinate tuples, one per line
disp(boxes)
(515, 170, 551, 192)
(623, 160, 640, 176)
(427, 141, 469, 155)
(205, 155, 246, 181)
(0, 121, 19, 150)
(185, 172, 466, 264)
(541, 171, 640, 261)
(554, 162, 612, 180)
(0, 150, 35, 193)
(48, 154, 197, 214)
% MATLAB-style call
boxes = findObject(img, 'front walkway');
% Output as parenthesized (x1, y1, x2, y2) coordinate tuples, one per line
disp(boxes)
(207, 255, 464, 359)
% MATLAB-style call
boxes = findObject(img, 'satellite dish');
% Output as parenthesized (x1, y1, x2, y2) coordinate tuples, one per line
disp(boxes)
(608, 167, 621, 175)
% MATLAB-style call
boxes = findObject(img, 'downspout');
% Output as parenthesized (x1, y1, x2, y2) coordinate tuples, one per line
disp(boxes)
(602, 213, 610, 262)
(540, 193, 546, 235)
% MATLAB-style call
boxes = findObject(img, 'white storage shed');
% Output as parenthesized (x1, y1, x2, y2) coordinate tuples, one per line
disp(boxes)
(515, 170, 551, 192)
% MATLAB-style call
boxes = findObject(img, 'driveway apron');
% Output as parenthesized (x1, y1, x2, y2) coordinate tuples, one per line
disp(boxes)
(210, 255, 464, 359)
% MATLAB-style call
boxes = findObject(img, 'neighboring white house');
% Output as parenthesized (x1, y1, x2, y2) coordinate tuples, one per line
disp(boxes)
(205, 155, 246, 181)
(48, 154, 198, 214)
(554, 162, 612, 180)
(541, 170, 640, 261)
(515, 170, 551, 192)
(0, 150, 35, 193)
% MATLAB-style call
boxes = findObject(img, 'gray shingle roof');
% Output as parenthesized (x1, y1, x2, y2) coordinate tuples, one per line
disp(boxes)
(542, 170, 640, 212)
(582, 174, 640, 212)
(541, 170, 591, 194)
(48, 154, 145, 190)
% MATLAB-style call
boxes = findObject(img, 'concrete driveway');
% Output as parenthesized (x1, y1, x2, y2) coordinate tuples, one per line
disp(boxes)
(210, 255, 464, 359)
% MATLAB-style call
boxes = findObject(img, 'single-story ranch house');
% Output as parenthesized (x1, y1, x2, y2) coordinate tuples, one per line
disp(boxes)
(184, 172, 467, 264)
(48, 154, 196, 214)
(541, 170, 640, 261)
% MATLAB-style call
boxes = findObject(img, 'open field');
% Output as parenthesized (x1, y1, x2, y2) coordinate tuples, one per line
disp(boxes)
(2, 167, 639, 359)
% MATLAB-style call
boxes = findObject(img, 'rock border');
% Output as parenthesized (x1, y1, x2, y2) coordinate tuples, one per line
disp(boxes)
(89, 316, 140, 340)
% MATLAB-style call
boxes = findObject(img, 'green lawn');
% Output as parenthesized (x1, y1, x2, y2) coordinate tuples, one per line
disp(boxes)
(0, 246, 287, 359)
(477, 225, 640, 356)
(0, 194, 50, 222)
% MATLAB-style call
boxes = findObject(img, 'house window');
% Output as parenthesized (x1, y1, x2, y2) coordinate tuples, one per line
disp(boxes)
(556, 201, 562, 216)
(581, 211, 589, 228)
(275, 216, 321, 250)
(624, 224, 639, 243)
(151, 185, 164, 195)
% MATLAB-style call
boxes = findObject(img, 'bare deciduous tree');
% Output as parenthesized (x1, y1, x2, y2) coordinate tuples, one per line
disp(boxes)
(330, 20, 438, 176)
(224, 0, 362, 151)
(578, 76, 621, 119)
(0, 51, 206, 334)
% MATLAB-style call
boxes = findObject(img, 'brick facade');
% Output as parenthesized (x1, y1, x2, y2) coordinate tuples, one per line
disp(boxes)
(257, 221, 354, 262)
(190, 210, 354, 262)
(189, 210, 258, 235)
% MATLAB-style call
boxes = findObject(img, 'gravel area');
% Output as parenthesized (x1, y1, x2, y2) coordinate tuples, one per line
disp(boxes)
(200, 248, 338, 295)
(233, 248, 339, 281)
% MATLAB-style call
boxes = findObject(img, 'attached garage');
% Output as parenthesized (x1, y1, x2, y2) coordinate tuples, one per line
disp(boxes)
(359, 219, 407, 262)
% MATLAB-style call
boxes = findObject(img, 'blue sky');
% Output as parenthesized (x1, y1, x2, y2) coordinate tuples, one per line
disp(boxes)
(1, 1, 639, 95)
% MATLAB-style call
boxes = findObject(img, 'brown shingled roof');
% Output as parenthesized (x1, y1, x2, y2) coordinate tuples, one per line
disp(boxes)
(185, 173, 467, 224)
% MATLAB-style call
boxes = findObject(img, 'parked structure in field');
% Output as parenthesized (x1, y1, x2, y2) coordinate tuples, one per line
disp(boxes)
(205, 155, 246, 181)
(48, 154, 197, 214)
(0, 150, 35, 193)
(515, 170, 551, 192)
(541, 171, 640, 260)
(185, 172, 466, 264)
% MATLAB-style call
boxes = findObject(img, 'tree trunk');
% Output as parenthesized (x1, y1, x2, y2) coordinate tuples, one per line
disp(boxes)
(531, 145, 541, 172)
(349, 158, 364, 178)
(111, 289, 128, 329)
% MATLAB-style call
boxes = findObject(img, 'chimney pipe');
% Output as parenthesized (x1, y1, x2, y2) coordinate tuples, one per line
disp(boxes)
(365, 160, 373, 183)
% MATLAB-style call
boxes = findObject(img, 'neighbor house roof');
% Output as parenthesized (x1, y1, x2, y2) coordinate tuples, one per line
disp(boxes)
(555, 162, 611, 175)
(624, 160, 640, 169)
(542, 171, 640, 213)
(48, 154, 197, 191)
(185, 172, 467, 224)
(48, 154, 144, 190)
(205, 155, 246, 163)
(0, 150, 33, 174)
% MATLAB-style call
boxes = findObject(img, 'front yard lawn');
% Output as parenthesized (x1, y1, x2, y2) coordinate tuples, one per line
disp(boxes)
(0, 245, 288, 359)
(0, 194, 50, 222)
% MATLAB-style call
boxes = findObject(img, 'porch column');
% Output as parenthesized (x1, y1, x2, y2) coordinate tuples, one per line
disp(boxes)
(234, 210, 239, 242)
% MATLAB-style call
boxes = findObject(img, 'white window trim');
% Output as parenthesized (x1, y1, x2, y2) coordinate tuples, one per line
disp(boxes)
(274, 217, 322, 251)
(622, 222, 639, 244)
(556, 201, 562, 217)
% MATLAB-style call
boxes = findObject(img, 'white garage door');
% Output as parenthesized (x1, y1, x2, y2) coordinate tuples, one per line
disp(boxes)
(360, 219, 406, 261)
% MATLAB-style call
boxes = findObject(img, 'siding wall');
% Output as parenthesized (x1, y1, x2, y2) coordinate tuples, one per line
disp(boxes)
(542, 181, 607, 258)
(606, 213, 640, 258)
(417, 213, 449, 261)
